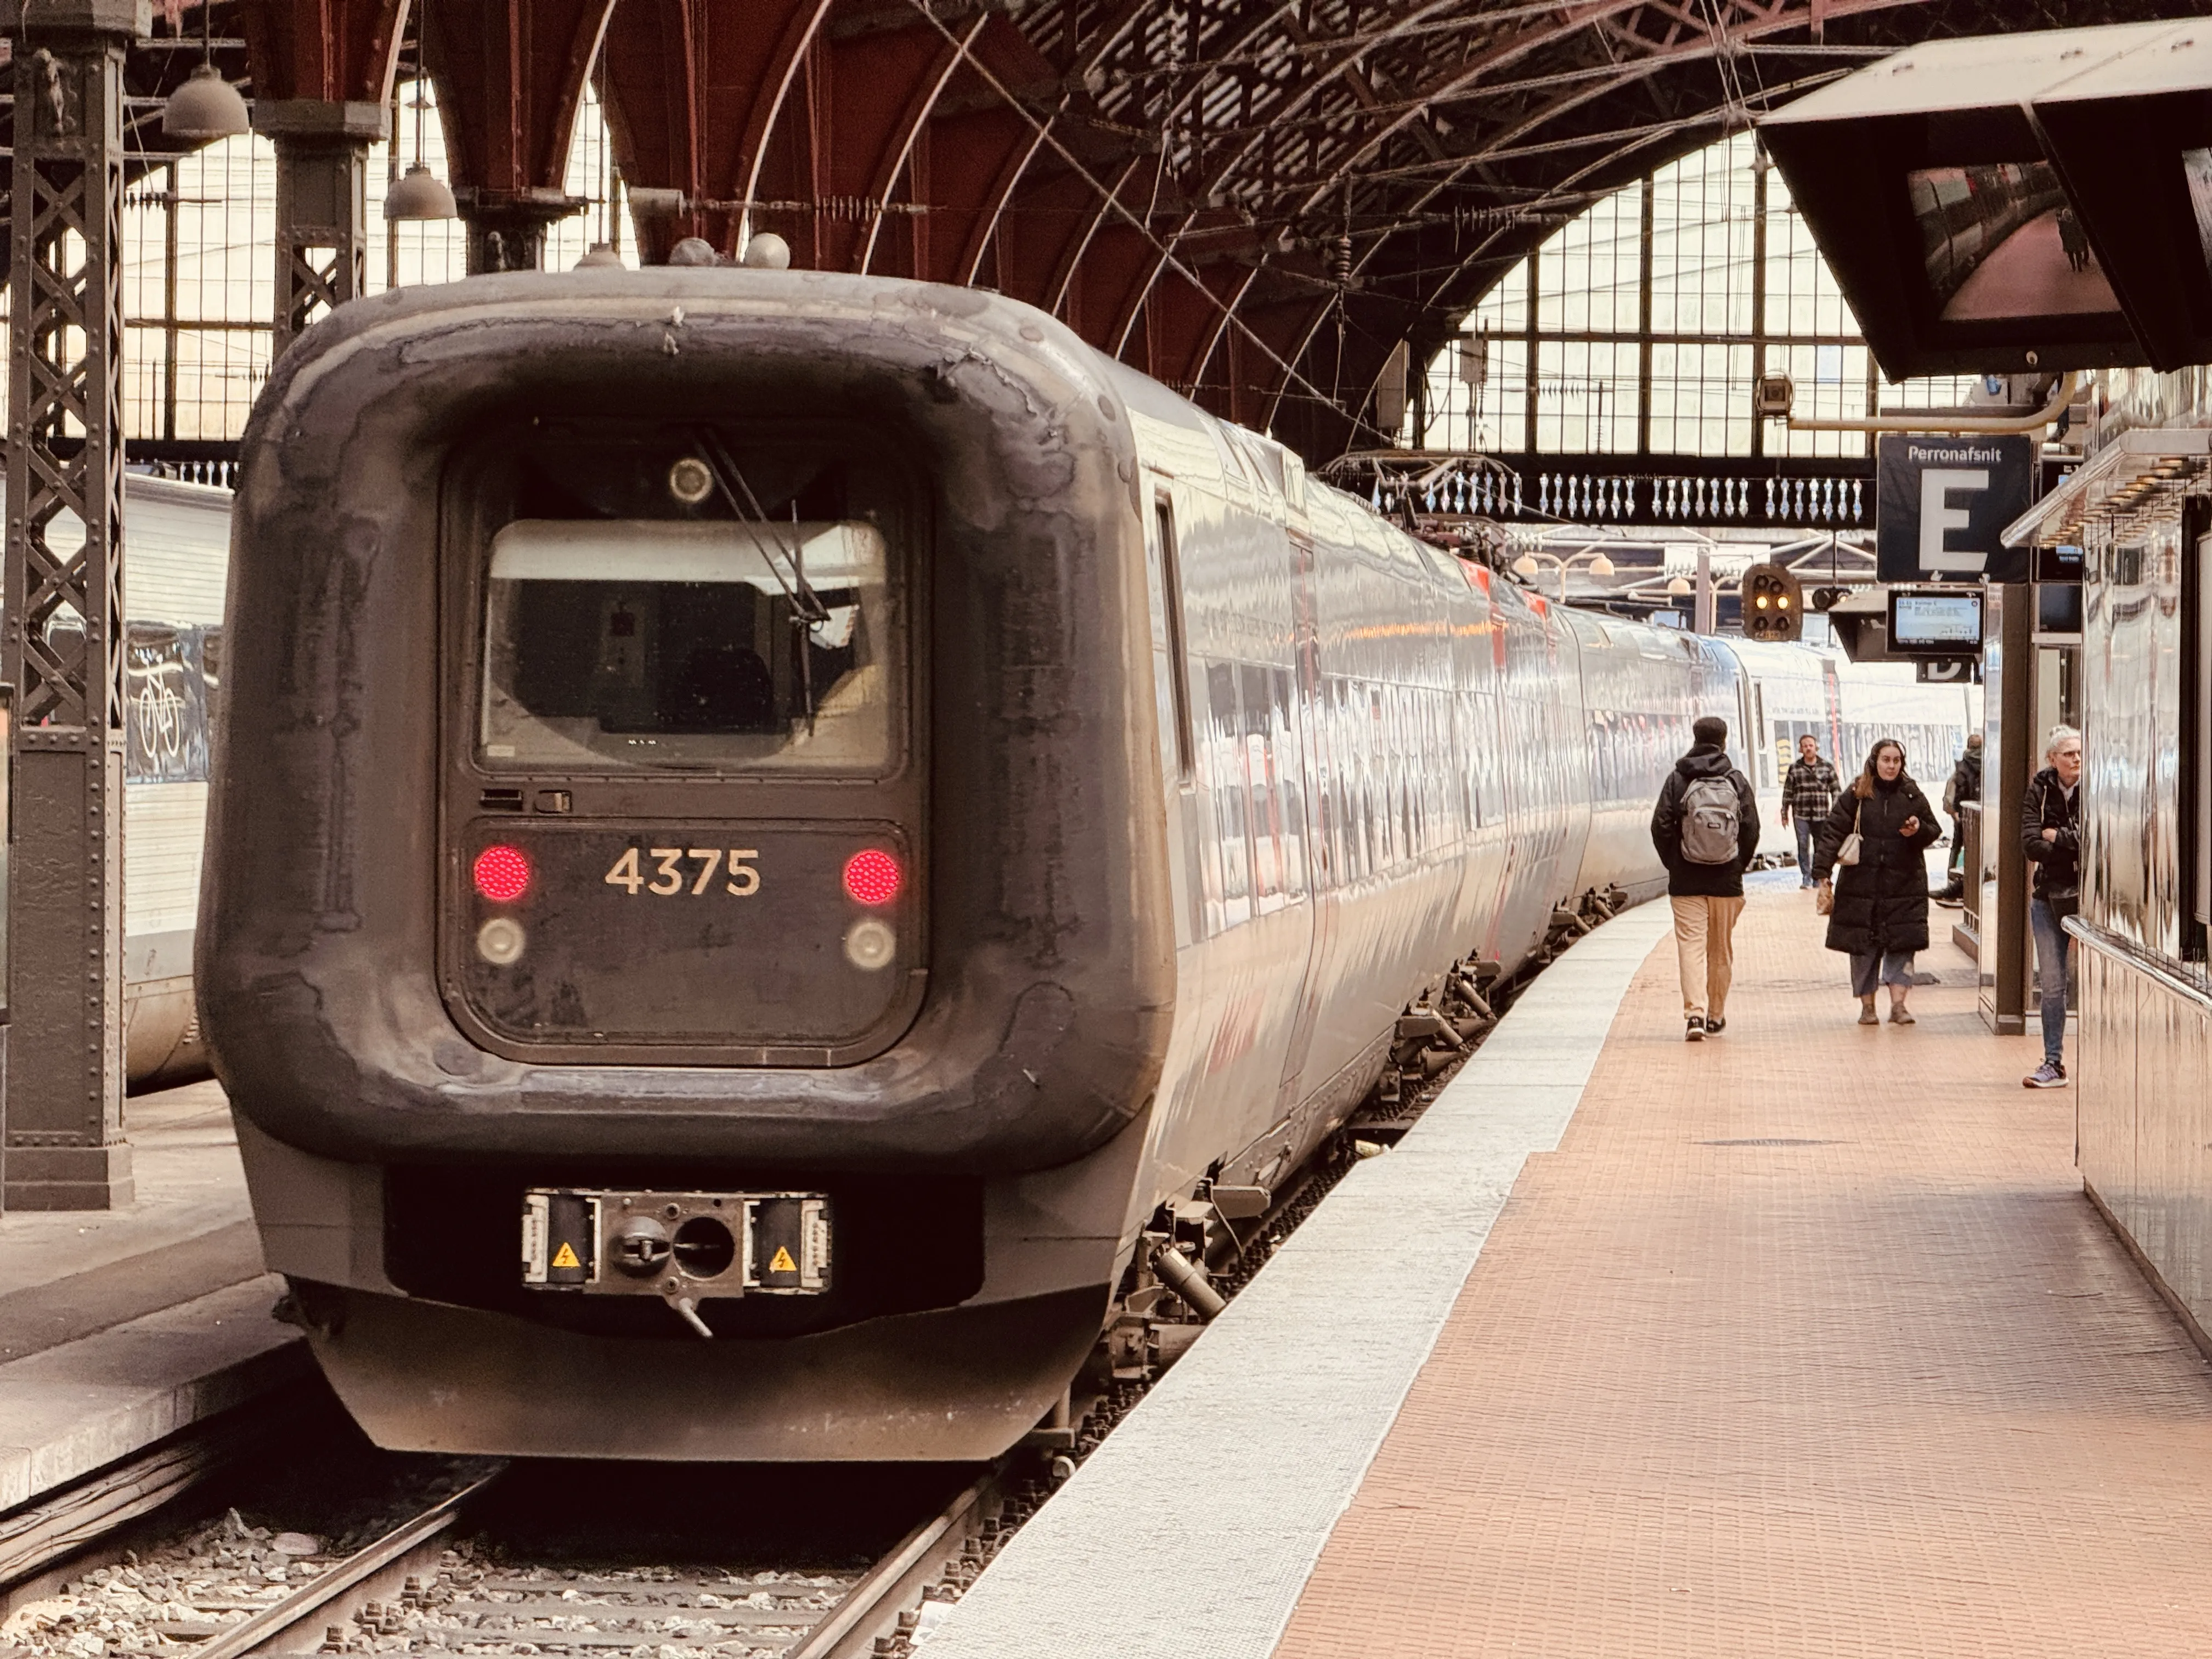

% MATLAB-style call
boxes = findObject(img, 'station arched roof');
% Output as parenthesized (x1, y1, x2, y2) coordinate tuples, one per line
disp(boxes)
(594, 0, 2205, 461)
(42, 0, 2209, 465)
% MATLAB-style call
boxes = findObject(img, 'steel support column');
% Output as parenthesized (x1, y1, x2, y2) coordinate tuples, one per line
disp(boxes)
(2, 0, 148, 1211)
(257, 100, 384, 359)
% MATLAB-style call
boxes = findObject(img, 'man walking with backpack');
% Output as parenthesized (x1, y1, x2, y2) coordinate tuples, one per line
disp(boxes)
(1651, 715, 1762, 1041)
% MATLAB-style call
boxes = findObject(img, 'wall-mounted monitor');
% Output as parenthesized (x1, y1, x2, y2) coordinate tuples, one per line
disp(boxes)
(2034, 581, 2084, 641)
(2030, 35, 2212, 371)
(1905, 162, 2119, 326)
(1888, 587, 1986, 655)
(1760, 21, 2204, 377)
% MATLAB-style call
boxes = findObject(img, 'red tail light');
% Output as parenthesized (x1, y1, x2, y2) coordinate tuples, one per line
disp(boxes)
(842, 848, 902, 906)
(473, 844, 532, 904)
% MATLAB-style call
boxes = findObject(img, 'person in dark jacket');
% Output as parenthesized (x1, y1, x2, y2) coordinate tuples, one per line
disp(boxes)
(1936, 732, 1983, 902)
(1815, 738, 1943, 1026)
(2021, 725, 2083, 1088)
(1650, 715, 1760, 1042)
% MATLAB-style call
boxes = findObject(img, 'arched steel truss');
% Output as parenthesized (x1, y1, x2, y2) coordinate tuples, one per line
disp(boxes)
(595, 0, 2199, 460)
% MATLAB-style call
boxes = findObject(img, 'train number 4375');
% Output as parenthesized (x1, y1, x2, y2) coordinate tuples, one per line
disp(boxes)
(605, 847, 761, 898)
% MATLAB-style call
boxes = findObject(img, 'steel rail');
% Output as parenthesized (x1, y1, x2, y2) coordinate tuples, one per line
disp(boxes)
(785, 1467, 1003, 1659)
(191, 1468, 508, 1659)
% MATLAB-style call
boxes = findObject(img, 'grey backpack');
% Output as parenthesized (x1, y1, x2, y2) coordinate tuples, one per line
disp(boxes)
(1679, 775, 1742, 865)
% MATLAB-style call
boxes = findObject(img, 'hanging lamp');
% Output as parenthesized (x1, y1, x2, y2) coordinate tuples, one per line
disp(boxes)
(386, 7, 456, 222)
(162, 1, 250, 142)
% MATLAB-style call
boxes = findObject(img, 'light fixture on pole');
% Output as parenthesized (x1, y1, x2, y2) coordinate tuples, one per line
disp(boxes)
(162, 1, 250, 143)
(1512, 548, 1618, 599)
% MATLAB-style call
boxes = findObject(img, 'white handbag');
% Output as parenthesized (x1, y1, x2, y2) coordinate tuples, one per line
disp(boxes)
(1834, 798, 1863, 867)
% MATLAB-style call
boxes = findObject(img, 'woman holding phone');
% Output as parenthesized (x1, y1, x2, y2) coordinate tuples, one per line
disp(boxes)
(1816, 739, 1944, 1026)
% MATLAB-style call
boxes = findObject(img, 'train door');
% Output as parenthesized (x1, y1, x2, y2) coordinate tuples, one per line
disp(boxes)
(1148, 484, 1205, 951)
(1736, 672, 1756, 780)
(1271, 532, 1335, 1124)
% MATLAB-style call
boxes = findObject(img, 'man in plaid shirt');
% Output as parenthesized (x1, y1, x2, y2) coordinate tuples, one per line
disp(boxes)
(1781, 734, 1841, 889)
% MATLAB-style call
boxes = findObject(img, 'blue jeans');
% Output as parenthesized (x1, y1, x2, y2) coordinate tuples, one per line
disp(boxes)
(1850, 950, 1915, 997)
(1793, 817, 1816, 884)
(2030, 896, 2073, 1066)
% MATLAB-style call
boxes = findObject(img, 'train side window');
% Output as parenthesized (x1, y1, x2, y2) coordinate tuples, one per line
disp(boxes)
(1155, 497, 1195, 786)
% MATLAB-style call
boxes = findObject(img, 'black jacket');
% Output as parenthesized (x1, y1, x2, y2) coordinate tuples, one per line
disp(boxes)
(1945, 748, 1983, 812)
(1815, 774, 1943, 956)
(2020, 765, 2081, 904)
(1650, 746, 1760, 898)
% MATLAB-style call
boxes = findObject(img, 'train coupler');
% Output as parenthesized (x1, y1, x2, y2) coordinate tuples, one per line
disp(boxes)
(521, 1189, 832, 1339)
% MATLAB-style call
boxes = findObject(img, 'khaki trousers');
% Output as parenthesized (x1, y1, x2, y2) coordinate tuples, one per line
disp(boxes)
(1670, 894, 1746, 1020)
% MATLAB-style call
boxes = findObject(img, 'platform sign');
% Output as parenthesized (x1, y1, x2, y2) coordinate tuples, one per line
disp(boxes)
(1916, 658, 1981, 684)
(1876, 434, 2033, 585)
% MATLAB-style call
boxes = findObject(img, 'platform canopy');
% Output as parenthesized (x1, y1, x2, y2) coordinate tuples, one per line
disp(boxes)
(23, 0, 2205, 464)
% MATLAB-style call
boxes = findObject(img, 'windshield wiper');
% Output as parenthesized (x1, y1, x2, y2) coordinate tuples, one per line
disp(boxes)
(691, 428, 831, 627)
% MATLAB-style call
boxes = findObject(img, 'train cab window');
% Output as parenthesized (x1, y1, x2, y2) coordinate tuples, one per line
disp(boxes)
(479, 518, 894, 773)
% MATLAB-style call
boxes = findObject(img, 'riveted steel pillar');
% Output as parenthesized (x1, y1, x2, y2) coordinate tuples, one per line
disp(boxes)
(257, 100, 387, 359)
(2, 0, 149, 1211)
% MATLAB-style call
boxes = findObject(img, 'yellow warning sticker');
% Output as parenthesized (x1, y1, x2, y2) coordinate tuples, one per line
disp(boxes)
(768, 1245, 797, 1274)
(550, 1242, 581, 1270)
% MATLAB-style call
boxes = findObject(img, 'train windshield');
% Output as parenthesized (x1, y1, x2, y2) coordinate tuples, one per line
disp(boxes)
(479, 518, 894, 772)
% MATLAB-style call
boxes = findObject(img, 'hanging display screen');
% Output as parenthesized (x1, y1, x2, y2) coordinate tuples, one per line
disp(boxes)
(1888, 588, 1986, 654)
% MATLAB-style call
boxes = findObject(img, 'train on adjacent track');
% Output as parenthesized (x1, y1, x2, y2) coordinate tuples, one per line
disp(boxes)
(200, 270, 1972, 1461)
(2, 471, 235, 1092)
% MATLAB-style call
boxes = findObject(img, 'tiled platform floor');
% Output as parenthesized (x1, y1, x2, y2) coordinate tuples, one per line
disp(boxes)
(1276, 889, 2212, 1657)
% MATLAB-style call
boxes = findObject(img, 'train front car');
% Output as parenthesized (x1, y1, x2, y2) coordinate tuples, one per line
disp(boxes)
(201, 271, 1176, 1460)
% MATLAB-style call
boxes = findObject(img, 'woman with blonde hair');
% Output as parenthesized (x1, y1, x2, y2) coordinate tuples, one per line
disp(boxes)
(1815, 738, 1943, 1024)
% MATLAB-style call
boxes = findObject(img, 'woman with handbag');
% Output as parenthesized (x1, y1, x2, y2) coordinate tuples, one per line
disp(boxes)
(1815, 739, 1944, 1025)
(2020, 726, 2083, 1088)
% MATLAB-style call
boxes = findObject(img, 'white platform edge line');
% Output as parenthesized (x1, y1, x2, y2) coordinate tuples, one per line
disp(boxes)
(919, 901, 1673, 1659)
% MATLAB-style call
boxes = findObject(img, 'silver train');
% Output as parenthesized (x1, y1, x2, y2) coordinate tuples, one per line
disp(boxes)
(7, 472, 236, 1091)
(201, 271, 1971, 1460)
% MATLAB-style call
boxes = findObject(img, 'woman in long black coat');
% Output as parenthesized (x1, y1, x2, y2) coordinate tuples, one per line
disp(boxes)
(1814, 738, 1944, 1026)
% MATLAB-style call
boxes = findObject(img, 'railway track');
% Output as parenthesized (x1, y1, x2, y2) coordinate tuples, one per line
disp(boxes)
(0, 1452, 1027, 1659)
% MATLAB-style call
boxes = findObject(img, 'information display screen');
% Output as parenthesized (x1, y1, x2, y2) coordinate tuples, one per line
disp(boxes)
(1888, 588, 1985, 654)
(1905, 162, 2121, 325)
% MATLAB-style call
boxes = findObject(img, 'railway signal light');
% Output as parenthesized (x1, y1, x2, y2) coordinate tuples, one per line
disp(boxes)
(1741, 563, 1803, 643)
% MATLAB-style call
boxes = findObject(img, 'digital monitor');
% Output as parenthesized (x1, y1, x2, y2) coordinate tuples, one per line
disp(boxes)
(1905, 162, 2121, 325)
(2035, 581, 2084, 639)
(1888, 588, 1985, 654)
